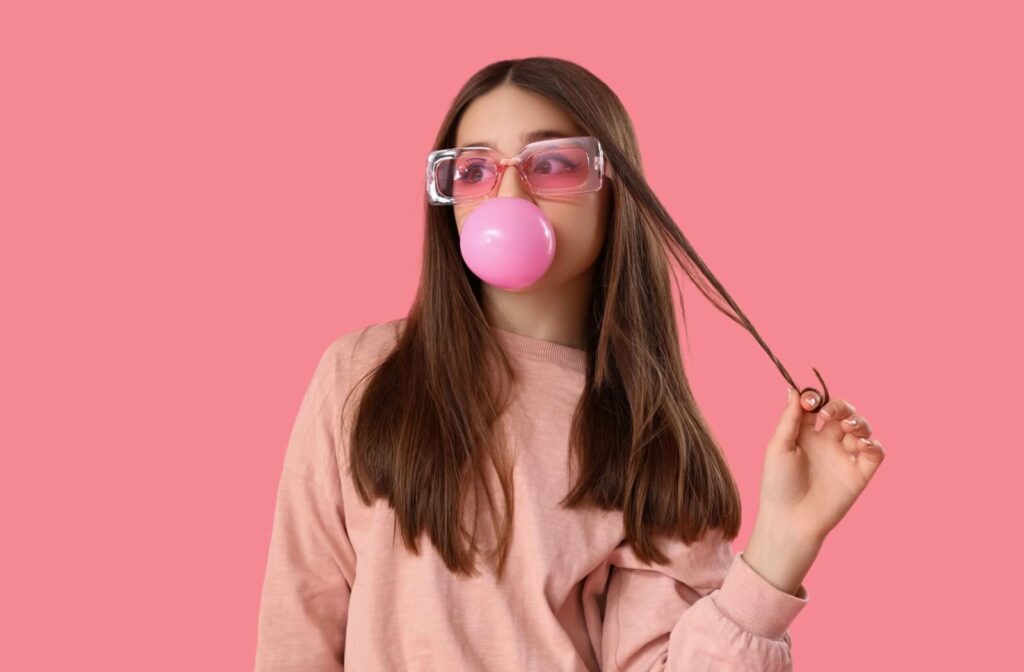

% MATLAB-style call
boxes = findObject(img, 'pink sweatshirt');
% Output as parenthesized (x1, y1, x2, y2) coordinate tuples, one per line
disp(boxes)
(254, 319, 809, 671)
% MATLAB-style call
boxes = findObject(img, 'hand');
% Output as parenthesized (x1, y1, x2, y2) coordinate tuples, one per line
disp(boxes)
(743, 389, 887, 595)
(760, 389, 887, 546)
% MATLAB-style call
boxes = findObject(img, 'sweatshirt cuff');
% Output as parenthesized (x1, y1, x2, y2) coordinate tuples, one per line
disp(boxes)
(710, 551, 810, 640)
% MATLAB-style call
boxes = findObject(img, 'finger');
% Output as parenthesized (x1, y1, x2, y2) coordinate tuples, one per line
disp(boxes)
(841, 432, 864, 454)
(818, 398, 856, 423)
(767, 387, 807, 455)
(839, 414, 872, 438)
(823, 413, 872, 442)
(798, 390, 824, 430)
(817, 398, 858, 441)
(850, 437, 886, 481)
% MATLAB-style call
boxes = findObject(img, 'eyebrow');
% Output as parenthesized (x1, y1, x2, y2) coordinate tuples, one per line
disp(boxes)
(459, 128, 575, 150)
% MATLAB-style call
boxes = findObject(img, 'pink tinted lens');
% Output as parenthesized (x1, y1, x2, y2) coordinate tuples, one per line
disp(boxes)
(435, 154, 497, 200)
(525, 146, 590, 190)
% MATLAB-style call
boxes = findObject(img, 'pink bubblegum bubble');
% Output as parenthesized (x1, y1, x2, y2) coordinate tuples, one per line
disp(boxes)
(459, 196, 556, 290)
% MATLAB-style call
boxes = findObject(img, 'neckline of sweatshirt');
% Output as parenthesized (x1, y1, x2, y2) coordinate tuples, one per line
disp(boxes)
(490, 324, 587, 373)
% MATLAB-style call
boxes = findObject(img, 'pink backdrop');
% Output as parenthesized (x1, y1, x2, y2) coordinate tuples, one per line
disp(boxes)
(2, 1, 1020, 669)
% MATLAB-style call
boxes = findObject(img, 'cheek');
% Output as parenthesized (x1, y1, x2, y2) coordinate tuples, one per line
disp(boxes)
(549, 199, 607, 268)
(453, 206, 469, 234)
(555, 221, 604, 264)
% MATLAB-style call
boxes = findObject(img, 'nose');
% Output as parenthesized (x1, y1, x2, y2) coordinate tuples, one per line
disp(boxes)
(495, 158, 532, 200)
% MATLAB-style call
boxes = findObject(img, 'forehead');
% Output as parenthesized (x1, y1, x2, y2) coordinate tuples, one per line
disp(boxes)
(458, 129, 577, 153)
(454, 85, 583, 153)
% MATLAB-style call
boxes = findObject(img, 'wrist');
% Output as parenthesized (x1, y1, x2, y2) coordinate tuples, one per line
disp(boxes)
(744, 521, 822, 596)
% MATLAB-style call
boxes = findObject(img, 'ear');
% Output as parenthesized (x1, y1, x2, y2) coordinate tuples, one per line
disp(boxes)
(604, 158, 614, 180)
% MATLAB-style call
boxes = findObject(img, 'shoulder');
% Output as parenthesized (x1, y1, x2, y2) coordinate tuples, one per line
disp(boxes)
(323, 316, 405, 372)
(309, 317, 406, 407)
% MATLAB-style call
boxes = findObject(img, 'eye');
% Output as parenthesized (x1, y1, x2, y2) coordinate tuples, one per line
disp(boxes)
(530, 153, 579, 175)
(455, 158, 496, 184)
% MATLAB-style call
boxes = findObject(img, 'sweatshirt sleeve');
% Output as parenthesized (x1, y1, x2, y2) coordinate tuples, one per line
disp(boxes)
(598, 530, 809, 671)
(254, 340, 357, 672)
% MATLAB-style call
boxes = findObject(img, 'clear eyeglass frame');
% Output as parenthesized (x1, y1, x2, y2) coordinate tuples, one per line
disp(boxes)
(425, 135, 605, 206)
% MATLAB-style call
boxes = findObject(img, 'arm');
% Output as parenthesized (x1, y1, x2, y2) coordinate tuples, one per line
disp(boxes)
(597, 531, 809, 671)
(254, 342, 356, 672)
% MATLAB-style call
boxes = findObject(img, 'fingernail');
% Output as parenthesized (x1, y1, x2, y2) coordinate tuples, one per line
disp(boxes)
(787, 387, 792, 403)
(805, 394, 819, 407)
(843, 418, 859, 427)
(859, 437, 873, 446)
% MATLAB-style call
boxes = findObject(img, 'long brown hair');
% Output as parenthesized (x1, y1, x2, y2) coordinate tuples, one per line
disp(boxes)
(341, 57, 828, 581)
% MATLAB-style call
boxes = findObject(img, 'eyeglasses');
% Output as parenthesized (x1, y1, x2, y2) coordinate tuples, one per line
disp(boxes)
(425, 135, 605, 206)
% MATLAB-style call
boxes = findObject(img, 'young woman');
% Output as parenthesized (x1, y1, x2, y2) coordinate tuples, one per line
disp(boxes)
(254, 57, 886, 671)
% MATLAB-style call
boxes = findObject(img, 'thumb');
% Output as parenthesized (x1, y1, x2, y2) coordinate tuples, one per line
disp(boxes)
(767, 387, 807, 455)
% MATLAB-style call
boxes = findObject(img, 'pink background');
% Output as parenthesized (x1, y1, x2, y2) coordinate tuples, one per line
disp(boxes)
(2, 1, 1021, 669)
